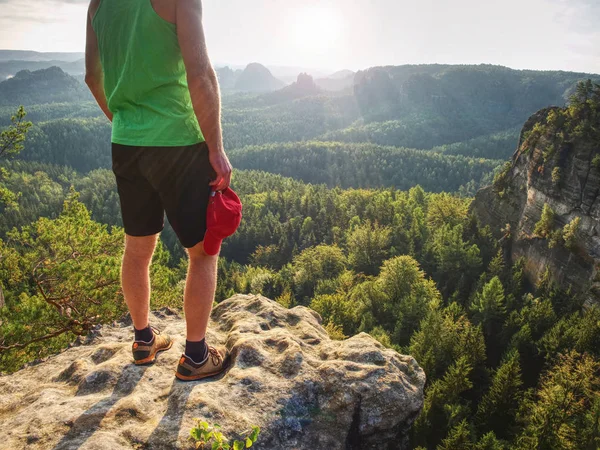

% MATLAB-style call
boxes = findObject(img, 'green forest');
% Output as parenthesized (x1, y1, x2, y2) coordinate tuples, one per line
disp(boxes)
(1, 65, 599, 449)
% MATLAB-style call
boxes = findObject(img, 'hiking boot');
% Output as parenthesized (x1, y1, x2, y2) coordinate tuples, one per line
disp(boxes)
(132, 326, 173, 365)
(175, 345, 228, 381)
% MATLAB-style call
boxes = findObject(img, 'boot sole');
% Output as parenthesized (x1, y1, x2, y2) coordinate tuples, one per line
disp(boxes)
(174, 367, 226, 381)
(134, 340, 174, 365)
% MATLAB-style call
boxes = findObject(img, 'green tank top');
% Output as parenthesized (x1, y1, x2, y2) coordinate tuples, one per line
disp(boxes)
(92, 0, 205, 146)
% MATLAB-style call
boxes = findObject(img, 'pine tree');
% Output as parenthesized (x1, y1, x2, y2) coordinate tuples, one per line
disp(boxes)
(0, 107, 32, 208)
(0, 190, 179, 372)
(533, 204, 555, 239)
(470, 276, 506, 338)
(428, 223, 482, 299)
(475, 349, 523, 440)
(475, 432, 506, 450)
(470, 276, 506, 365)
(412, 357, 474, 448)
(0, 106, 32, 159)
(580, 396, 600, 450)
(346, 220, 392, 275)
(409, 301, 486, 382)
(487, 249, 505, 279)
(562, 217, 581, 250)
(437, 419, 474, 450)
(515, 350, 600, 450)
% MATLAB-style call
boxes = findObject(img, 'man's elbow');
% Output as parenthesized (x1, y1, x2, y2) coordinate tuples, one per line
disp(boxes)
(187, 67, 218, 92)
(85, 72, 100, 88)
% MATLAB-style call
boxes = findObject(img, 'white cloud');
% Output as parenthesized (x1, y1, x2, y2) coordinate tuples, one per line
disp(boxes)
(0, 0, 87, 52)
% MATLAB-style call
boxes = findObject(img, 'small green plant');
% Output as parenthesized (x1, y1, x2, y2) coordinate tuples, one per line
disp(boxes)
(501, 223, 512, 239)
(189, 420, 260, 450)
(532, 122, 546, 136)
(542, 143, 556, 163)
(593, 154, 600, 171)
(493, 162, 512, 192)
(548, 229, 563, 249)
(325, 321, 348, 340)
(563, 217, 581, 250)
(546, 109, 563, 128)
(275, 289, 293, 308)
(524, 122, 546, 149)
(551, 167, 561, 183)
(533, 204, 555, 239)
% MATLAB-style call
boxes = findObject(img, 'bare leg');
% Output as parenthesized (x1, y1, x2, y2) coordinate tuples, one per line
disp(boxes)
(184, 241, 219, 341)
(121, 233, 159, 330)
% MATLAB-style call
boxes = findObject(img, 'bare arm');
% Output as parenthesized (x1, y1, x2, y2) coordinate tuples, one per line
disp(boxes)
(176, 0, 231, 190)
(84, 1, 113, 122)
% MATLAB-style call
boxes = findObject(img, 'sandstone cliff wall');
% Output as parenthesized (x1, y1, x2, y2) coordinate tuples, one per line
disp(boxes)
(471, 107, 600, 306)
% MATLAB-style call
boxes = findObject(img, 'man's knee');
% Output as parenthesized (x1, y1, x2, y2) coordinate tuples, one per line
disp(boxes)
(124, 233, 159, 261)
(186, 240, 218, 261)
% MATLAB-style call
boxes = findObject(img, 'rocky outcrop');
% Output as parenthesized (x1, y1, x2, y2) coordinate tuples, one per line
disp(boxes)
(471, 106, 600, 306)
(215, 66, 242, 92)
(261, 73, 322, 104)
(234, 63, 285, 93)
(0, 294, 425, 449)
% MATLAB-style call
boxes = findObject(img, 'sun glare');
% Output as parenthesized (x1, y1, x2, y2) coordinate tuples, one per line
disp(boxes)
(289, 6, 343, 56)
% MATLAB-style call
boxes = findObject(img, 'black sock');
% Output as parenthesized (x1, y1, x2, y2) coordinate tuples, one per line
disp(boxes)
(185, 338, 208, 363)
(134, 325, 154, 343)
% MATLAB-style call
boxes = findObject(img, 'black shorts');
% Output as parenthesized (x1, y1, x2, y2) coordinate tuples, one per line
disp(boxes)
(111, 141, 216, 248)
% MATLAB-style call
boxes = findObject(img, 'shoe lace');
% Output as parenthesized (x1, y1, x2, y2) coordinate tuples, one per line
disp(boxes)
(208, 346, 222, 365)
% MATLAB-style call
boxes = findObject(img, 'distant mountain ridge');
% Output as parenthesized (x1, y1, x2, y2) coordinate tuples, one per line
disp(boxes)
(315, 70, 355, 92)
(0, 59, 85, 80)
(0, 50, 84, 62)
(341, 63, 600, 149)
(354, 64, 600, 122)
(233, 62, 285, 92)
(4, 63, 600, 170)
(0, 66, 91, 106)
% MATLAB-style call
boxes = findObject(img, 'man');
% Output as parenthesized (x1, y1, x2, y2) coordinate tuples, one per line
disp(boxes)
(85, 0, 232, 381)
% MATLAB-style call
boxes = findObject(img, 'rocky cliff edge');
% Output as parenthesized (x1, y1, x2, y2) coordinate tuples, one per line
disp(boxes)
(0, 294, 425, 450)
(471, 104, 600, 307)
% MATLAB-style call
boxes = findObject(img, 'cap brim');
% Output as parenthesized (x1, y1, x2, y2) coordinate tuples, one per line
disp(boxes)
(203, 230, 222, 256)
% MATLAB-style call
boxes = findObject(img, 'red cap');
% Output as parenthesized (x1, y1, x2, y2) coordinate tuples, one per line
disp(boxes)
(203, 187, 243, 256)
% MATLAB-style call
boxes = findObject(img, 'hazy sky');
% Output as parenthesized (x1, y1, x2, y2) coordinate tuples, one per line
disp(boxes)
(0, 0, 599, 74)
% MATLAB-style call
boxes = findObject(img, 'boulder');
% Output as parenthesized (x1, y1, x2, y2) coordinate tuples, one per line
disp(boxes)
(0, 294, 425, 449)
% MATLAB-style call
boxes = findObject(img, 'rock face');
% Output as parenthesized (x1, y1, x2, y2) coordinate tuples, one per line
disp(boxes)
(0, 294, 425, 450)
(471, 107, 600, 306)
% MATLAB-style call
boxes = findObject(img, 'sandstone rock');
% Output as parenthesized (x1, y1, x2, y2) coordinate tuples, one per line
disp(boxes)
(0, 294, 425, 449)
(471, 107, 600, 307)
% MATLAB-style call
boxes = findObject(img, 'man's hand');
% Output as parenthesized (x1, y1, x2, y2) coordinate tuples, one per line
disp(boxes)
(209, 148, 232, 191)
